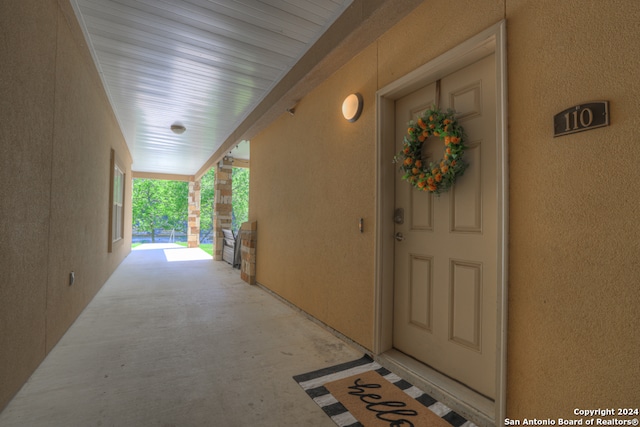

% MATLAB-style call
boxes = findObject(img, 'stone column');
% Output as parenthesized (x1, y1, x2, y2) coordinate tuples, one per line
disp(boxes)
(187, 178, 201, 248)
(240, 221, 257, 285)
(213, 157, 233, 260)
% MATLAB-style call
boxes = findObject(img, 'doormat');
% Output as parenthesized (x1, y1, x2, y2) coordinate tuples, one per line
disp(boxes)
(293, 355, 477, 427)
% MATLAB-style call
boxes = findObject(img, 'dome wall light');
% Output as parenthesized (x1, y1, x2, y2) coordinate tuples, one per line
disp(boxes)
(342, 93, 363, 122)
(171, 123, 186, 134)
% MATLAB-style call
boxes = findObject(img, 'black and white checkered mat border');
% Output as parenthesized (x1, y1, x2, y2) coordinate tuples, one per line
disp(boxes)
(293, 355, 478, 427)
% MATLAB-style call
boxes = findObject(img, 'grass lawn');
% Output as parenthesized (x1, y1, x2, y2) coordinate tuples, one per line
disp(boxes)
(176, 242, 214, 256)
(132, 242, 213, 256)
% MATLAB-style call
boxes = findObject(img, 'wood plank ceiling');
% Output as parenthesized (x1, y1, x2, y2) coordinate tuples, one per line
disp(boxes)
(70, 0, 352, 175)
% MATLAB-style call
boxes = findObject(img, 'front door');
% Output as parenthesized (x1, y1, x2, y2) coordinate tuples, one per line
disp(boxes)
(393, 53, 497, 399)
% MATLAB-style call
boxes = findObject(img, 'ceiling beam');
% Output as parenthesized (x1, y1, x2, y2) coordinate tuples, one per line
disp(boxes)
(132, 171, 194, 182)
(232, 159, 250, 169)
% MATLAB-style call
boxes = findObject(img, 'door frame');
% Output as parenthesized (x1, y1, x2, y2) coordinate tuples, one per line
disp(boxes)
(374, 20, 508, 426)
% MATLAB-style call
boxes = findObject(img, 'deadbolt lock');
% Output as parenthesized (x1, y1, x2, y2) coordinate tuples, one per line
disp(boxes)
(394, 208, 404, 225)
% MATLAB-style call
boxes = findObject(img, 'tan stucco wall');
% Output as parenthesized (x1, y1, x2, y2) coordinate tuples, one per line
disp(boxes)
(506, 0, 640, 416)
(251, 0, 639, 418)
(0, 0, 132, 410)
(252, 44, 379, 349)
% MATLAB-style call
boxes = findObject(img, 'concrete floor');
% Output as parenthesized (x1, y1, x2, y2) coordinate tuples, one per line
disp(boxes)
(0, 244, 362, 427)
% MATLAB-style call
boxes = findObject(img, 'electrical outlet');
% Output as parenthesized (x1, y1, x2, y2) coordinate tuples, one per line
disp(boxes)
(69, 271, 75, 286)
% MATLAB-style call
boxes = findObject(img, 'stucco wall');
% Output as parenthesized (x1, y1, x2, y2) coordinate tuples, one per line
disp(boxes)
(0, 0, 132, 410)
(250, 0, 639, 419)
(252, 44, 379, 349)
(506, 0, 640, 416)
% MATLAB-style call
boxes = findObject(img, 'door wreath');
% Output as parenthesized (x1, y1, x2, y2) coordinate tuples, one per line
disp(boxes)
(394, 107, 467, 194)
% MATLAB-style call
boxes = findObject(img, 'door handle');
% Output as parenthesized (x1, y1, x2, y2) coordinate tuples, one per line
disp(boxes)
(394, 232, 405, 242)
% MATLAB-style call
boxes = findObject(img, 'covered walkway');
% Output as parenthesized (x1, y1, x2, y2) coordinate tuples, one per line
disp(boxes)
(0, 244, 362, 427)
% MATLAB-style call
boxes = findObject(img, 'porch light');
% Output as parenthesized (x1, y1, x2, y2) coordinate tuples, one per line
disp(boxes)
(171, 123, 186, 134)
(342, 93, 363, 122)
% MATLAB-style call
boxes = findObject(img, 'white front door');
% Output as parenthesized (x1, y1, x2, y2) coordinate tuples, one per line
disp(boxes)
(393, 53, 497, 399)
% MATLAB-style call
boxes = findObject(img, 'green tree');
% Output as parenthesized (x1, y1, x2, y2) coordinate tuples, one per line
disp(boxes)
(163, 180, 189, 231)
(200, 168, 215, 242)
(132, 178, 188, 242)
(232, 168, 250, 233)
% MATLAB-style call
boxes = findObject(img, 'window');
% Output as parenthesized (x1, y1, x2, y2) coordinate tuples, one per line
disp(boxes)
(109, 149, 125, 252)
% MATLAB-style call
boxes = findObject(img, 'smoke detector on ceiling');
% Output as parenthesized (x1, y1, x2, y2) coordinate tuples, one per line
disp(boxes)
(171, 123, 186, 134)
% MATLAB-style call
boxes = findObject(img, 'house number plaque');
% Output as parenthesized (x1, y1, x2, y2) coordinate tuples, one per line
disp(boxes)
(553, 101, 609, 137)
